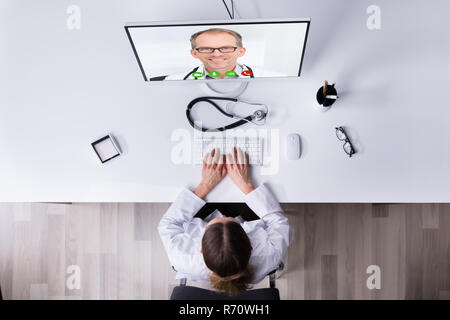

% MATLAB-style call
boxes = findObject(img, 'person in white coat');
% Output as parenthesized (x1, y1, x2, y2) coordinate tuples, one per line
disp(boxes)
(161, 28, 287, 81)
(158, 147, 292, 295)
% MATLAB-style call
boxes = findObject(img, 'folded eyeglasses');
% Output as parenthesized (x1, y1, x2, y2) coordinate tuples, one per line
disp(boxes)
(335, 126, 356, 157)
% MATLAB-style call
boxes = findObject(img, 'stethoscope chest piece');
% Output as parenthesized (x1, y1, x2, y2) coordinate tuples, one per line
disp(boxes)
(251, 108, 268, 125)
(226, 100, 268, 125)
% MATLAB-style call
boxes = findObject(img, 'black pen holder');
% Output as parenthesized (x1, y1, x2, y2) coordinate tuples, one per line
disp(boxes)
(316, 83, 338, 107)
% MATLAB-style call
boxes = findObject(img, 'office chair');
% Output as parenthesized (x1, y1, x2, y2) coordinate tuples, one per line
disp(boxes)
(170, 263, 283, 300)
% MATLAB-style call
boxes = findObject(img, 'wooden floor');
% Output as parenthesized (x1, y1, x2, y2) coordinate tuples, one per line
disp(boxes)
(0, 203, 449, 300)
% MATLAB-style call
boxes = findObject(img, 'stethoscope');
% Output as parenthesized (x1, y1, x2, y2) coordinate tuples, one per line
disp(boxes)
(186, 96, 268, 132)
(183, 64, 254, 80)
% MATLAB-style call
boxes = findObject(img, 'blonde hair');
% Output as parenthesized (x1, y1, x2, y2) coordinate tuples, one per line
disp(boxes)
(210, 268, 253, 296)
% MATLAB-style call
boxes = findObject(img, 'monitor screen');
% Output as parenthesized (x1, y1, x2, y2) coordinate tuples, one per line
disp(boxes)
(125, 18, 310, 82)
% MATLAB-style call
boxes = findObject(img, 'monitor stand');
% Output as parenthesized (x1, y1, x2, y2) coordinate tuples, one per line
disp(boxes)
(201, 81, 249, 98)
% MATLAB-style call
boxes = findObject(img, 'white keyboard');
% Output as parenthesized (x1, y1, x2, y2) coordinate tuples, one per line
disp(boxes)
(193, 136, 264, 166)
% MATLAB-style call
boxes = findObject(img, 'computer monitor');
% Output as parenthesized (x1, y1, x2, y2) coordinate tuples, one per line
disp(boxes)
(124, 18, 310, 82)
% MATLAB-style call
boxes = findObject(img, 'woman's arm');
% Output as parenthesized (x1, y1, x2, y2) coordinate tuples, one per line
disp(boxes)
(157, 188, 206, 251)
(158, 149, 227, 269)
(244, 184, 292, 265)
(226, 148, 291, 266)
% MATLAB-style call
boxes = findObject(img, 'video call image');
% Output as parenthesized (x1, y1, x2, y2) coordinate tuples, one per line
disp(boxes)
(126, 22, 309, 81)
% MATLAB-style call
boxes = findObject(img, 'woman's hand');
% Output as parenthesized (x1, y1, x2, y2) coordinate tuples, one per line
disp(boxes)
(194, 148, 226, 199)
(225, 147, 255, 195)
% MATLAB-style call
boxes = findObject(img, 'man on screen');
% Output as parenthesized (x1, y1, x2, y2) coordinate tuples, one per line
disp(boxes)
(164, 28, 284, 80)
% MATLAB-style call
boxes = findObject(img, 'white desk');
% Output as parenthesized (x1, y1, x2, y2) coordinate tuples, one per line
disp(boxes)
(1, 0, 449, 202)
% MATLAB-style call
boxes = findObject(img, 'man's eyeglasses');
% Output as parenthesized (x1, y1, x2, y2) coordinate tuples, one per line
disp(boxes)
(335, 127, 356, 157)
(195, 47, 238, 53)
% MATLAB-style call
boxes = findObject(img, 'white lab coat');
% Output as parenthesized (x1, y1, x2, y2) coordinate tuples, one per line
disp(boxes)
(165, 63, 287, 80)
(157, 183, 292, 284)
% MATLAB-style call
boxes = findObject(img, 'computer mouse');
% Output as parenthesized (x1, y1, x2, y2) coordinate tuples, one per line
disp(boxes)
(285, 133, 301, 160)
